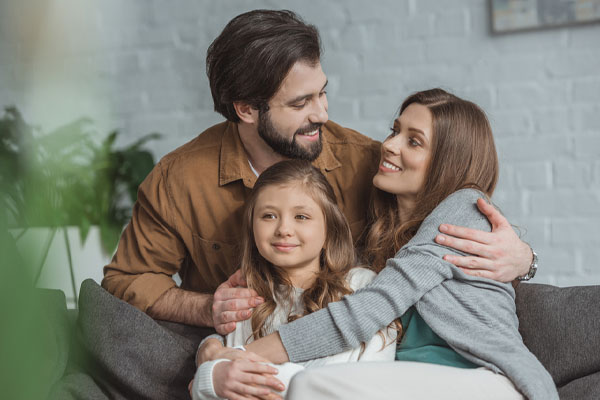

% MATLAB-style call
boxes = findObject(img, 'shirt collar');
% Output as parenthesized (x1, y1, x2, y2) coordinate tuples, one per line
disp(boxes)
(219, 122, 256, 188)
(219, 122, 342, 188)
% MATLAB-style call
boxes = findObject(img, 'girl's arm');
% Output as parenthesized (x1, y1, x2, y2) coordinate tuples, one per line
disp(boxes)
(242, 189, 494, 363)
(193, 331, 284, 398)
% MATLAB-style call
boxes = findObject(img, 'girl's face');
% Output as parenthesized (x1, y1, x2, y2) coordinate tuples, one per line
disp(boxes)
(372, 103, 433, 203)
(252, 183, 326, 287)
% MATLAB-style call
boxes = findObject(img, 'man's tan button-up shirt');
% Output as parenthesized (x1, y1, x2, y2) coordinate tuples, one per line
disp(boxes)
(102, 120, 380, 312)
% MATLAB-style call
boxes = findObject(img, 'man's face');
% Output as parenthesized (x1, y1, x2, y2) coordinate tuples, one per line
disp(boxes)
(258, 61, 329, 161)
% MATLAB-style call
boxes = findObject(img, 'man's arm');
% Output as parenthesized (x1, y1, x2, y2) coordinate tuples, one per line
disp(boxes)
(149, 270, 264, 329)
(148, 287, 213, 326)
(434, 198, 532, 282)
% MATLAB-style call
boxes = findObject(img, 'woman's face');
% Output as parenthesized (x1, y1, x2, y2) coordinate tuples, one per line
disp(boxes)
(372, 103, 433, 202)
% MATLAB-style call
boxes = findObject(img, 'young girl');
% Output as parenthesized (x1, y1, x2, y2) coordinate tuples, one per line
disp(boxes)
(201, 89, 558, 400)
(191, 160, 396, 400)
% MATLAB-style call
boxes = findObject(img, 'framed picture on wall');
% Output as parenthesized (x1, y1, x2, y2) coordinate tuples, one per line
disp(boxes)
(490, 0, 600, 33)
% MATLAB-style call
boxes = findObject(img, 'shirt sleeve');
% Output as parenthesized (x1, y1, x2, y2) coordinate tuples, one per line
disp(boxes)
(101, 161, 186, 312)
(278, 189, 491, 362)
(192, 359, 228, 400)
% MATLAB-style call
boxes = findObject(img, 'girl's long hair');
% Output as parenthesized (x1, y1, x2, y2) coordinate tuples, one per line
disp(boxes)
(363, 88, 499, 271)
(241, 160, 355, 340)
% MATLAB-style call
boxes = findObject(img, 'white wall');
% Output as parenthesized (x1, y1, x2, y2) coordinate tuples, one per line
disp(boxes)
(1, 0, 599, 287)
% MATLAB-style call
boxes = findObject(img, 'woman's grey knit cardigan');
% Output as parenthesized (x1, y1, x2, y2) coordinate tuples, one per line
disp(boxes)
(278, 189, 558, 400)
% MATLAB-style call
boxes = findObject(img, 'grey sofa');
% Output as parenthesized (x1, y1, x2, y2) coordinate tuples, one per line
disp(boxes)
(36, 280, 600, 399)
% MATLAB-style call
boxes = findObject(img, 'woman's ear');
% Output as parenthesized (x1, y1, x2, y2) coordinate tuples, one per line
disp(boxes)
(233, 102, 259, 125)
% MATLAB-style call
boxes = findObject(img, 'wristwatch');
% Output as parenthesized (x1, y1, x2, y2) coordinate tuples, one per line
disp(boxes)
(517, 247, 538, 281)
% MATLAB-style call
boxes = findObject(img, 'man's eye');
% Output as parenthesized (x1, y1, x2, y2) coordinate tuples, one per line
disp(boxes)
(292, 102, 307, 109)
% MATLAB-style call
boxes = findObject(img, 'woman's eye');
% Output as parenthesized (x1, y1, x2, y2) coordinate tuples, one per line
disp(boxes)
(409, 138, 421, 147)
(388, 128, 399, 137)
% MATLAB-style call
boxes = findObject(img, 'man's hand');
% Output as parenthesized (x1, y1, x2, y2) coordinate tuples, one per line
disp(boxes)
(434, 198, 532, 282)
(213, 270, 264, 335)
(212, 360, 284, 400)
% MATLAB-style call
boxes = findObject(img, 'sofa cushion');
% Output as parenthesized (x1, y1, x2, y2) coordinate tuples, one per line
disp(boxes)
(515, 283, 600, 391)
(49, 279, 215, 400)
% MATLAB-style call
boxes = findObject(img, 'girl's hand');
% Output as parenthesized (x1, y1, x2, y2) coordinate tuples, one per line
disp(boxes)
(198, 339, 272, 364)
(213, 359, 284, 400)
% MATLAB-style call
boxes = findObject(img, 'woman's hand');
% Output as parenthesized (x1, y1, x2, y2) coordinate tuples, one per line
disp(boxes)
(213, 359, 284, 400)
(434, 198, 532, 282)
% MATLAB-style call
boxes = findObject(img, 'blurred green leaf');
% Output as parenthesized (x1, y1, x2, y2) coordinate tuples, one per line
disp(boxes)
(0, 106, 160, 255)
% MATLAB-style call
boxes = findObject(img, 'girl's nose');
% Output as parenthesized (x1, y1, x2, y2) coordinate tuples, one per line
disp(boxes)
(275, 218, 293, 237)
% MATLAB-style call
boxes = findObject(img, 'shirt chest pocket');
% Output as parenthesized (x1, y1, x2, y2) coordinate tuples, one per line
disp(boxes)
(190, 235, 240, 291)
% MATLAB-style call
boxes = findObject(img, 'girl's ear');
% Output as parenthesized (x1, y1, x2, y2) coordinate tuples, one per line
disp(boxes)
(233, 102, 259, 124)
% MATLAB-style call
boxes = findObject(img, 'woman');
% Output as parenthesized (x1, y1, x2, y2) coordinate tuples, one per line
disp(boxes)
(200, 89, 557, 399)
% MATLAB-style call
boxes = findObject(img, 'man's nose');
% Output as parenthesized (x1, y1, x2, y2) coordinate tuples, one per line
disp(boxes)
(308, 95, 328, 124)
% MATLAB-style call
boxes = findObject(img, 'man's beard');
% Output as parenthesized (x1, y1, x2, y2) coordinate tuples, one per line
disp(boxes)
(257, 110, 323, 161)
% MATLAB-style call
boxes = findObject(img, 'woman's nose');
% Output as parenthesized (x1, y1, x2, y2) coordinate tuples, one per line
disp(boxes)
(382, 136, 402, 155)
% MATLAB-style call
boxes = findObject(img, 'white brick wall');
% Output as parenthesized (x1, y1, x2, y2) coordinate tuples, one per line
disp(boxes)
(1, 0, 599, 287)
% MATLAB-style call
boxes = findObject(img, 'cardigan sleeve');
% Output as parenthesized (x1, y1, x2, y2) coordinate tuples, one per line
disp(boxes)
(278, 189, 492, 362)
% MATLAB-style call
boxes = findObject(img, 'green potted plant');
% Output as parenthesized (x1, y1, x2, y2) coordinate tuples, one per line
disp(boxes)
(0, 106, 160, 304)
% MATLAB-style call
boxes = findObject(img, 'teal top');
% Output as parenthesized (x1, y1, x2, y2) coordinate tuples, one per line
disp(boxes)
(396, 306, 477, 369)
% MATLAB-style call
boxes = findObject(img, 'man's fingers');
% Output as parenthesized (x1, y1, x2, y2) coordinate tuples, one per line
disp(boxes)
(435, 234, 492, 258)
(215, 321, 237, 335)
(228, 269, 249, 288)
(438, 223, 492, 245)
(214, 287, 261, 301)
(220, 297, 261, 312)
(458, 267, 496, 280)
(476, 198, 510, 230)
(216, 310, 253, 326)
(442, 254, 494, 271)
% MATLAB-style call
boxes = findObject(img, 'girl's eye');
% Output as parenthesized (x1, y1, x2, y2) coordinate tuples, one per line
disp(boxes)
(295, 214, 309, 220)
(262, 213, 276, 219)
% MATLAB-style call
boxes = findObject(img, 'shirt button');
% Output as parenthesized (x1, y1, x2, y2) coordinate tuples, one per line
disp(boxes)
(212, 243, 221, 250)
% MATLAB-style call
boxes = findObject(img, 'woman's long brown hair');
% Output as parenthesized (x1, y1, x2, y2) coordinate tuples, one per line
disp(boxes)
(363, 88, 500, 272)
(240, 160, 356, 341)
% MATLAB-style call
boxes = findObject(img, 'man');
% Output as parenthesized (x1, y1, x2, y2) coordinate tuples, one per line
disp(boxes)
(102, 9, 534, 336)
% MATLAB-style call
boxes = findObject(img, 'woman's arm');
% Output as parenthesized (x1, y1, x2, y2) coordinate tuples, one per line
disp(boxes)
(244, 189, 494, 363)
